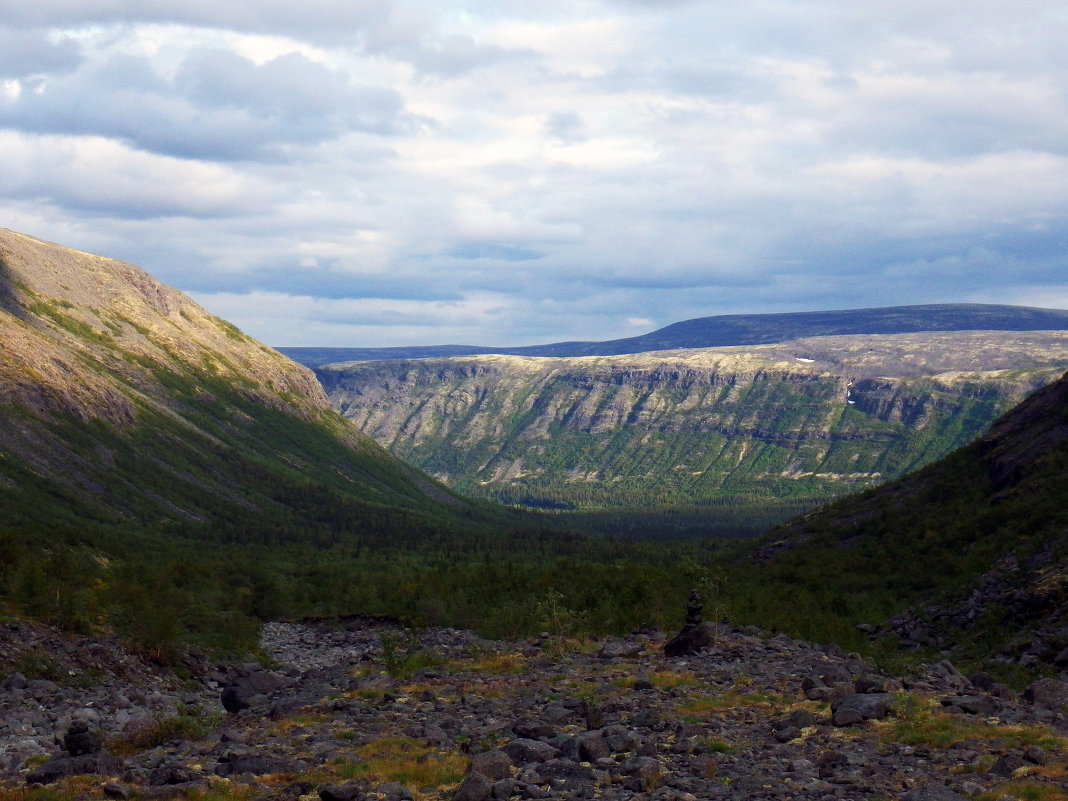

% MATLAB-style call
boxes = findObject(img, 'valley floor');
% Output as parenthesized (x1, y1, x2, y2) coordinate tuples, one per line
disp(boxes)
(2, 618, 1067, 801)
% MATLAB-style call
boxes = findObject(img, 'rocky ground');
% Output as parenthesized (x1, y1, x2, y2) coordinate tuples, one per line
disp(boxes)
(2, 616, 1067, 801)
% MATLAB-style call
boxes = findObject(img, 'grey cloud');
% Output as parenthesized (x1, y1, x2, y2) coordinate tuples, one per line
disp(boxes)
(0, 48, 408, 160)
(0, 28, 83, 78)
(545, 111, 586, 144)
(0, 0, 391, 45)
(175, 49, 405, 134)
(448, 242, 545, 261)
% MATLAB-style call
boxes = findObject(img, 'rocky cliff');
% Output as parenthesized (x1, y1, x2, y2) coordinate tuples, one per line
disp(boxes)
(316, 332, 1068, 511)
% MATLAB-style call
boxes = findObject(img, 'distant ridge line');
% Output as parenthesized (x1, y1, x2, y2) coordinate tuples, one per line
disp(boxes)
(278, 303, 1068, 367)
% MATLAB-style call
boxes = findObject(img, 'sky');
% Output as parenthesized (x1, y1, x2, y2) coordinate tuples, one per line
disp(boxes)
(2, 1, 1067, 347)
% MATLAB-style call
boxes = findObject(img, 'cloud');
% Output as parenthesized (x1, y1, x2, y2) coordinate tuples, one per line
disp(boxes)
(0, 44, 410, 160)
(0, 27, 83, 78)
(0, 0, 1065, 347)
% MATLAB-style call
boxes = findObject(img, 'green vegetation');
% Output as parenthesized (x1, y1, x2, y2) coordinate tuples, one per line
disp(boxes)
(3, 230, 1067, 681)
(107, 704, 223, 755)
(318, 352, 1065, 539)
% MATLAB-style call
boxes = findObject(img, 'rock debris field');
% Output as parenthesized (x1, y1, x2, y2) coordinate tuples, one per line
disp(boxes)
(2, 617, 1067, 801)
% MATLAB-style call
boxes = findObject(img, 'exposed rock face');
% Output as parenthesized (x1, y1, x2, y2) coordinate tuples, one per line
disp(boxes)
(315, 332, 1068, 507)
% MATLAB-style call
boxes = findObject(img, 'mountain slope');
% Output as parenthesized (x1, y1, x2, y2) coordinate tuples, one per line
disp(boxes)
(280, 303, 1068, 365)
(315, 332, 1068, 525)
(0, 228, 469, 529)
(746, 369, 1068, 674)
(0, 229, 537, 654)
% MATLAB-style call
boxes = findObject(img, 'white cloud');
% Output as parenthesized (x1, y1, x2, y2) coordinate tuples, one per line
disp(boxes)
(0, 0, 1065, 346)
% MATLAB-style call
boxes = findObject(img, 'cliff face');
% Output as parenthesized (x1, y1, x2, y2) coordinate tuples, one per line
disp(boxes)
(0, 228, 461, 528)
(316, 332, 1068, 508)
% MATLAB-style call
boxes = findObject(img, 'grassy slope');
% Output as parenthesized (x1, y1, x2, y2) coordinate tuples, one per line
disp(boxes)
(727, 370, 1068, 677)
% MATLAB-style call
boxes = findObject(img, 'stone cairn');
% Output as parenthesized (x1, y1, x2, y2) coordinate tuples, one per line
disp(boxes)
(663, 588, 716, 656)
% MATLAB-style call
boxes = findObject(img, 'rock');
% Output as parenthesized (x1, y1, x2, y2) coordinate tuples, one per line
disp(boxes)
(942, 695, 997, 716)
(599, 639, 642, 659)
(512, 720, 555, 740)
(63, 721, 102, 756)
(1023, 746, 1047, 765)
(1023, 678, 1068, 712)
(663, 623, 718, 657)
(831, 706, 864, 726)
(927, 660, 971, 692)
(773, 709, 818, 730)
(140, 780, 212, 800)
(491, 778, 515, 799)
(830, 693, 893, 725)
(374, 781, 414, 800)
(502, 738, 559, 764)
(534, 757, 597, 786)
(26, 752, 124, 785)
(616, 755, 662, 792)
(220, 667, 289, 713)
(774, 725, 802, 742)
(855, 675, 888, 693)
(902, 785, 970, 801)
(469, 750, 512, 781)
(319, 781, 366, 801)
(989, 753, 1027, 776)
(453, 771, 493, 801)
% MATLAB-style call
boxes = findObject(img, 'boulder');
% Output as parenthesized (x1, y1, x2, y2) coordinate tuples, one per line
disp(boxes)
(220, 666, 289, 713)
(1023, 678, 1068, 712)
(63, 721, 102, 756)
(512, 720, 555, 740)
(902, 785, 969, 801)
(830, 693, 893, 726)
(941, 695, 997, 716)
(319, 781, 366, 801)
(26, 752, 124, 785)
(452, 771, 493, 801)
(469, 750, 512, 781)
(598, 639, 642, 659)
(663, 622, 717, 656)
(502, 738, 559, 764)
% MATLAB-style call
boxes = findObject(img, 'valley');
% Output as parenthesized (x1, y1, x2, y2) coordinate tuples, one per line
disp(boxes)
(1, 228, 1067, 801)
(314, 332, 1068, 530)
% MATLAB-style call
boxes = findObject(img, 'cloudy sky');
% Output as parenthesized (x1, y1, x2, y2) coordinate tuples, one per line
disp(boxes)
(2, 1, 1067, 347)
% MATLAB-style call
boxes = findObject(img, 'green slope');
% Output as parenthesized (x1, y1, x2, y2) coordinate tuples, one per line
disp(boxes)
(730, 369, 1068, 677)
(0, 229, 520, 654)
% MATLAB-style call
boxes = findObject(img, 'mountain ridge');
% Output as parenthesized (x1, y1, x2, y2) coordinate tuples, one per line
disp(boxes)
(314, 331, 1068, 526)
(280, 302, 1068, 366)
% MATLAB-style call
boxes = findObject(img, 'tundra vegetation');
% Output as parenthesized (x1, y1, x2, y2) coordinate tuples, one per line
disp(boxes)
(0, 228, 1066, 688)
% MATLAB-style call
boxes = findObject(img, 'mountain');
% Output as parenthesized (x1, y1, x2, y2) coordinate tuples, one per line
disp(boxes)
(0, 228, 517, 654)
(279, 303, 1068, 365)
(0, 228, 470, 529)
(746, 368, 1068, 674)
(313, 331, 1068, 531)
